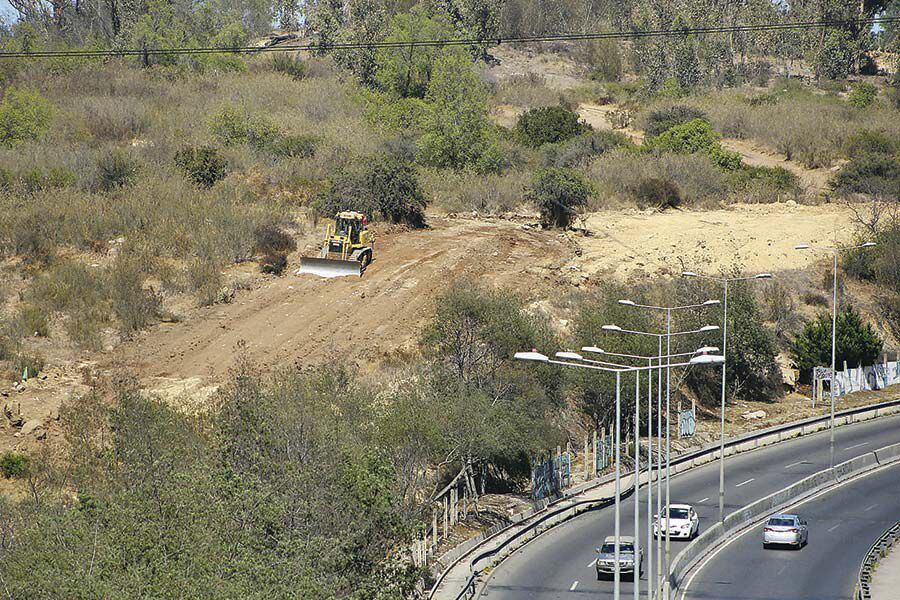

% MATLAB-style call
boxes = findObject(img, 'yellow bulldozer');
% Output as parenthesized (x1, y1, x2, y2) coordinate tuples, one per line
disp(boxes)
(296, 211, 374, 278)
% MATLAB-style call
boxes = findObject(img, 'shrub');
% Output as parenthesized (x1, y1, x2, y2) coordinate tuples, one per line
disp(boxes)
(832, 153, 900, 197)
(108, 256, 161, 333)
(267, 134, 317, 159)
(0, 452, 28, 478)
(649, 119, 744, 172)
(209, 104, 280, 149)
(95, 149, 139, 192)
(643, 105, 708, 137)
(586, 38, 623, 82)
(515, 105, 591, 148)
(13, 353, 44, 379)
(18, 303, 48, 337)
(254, 225, 296, 255)
(728, 165, 800, 201)
(315, 156, 427, 227)
(541, 131, 630, 167)
(271, 53, 307, 80)
(526, 167, 593, 228)
(0, 87, 52, 147)
(801, 291, 829, 307)
(175, 145, 228, 189)
(848, 82, 877, 108)
(635, 178, 681, 209)
(375, 8, 456, 98)
(792, 305, 883, 382)
(845, 130, 896, 157)
(260, 253, 288, 275)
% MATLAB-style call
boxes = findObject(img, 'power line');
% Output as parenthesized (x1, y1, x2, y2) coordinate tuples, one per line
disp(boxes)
(1, 16, 897, 59)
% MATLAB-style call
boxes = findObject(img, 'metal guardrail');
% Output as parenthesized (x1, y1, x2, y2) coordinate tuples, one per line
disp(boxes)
(429, 396, 900, 600)
(856, 520, 900, 600)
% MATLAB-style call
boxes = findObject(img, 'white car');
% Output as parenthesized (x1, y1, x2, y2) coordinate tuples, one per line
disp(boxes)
(763, 514, 808, 549)
(653, 504, 699, 540)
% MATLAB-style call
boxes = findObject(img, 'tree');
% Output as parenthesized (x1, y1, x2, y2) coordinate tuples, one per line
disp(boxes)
(375, 7, 456, 98)
(418, 52, 500, 171)
(129, 0, 188, 67)
(791, 305, 883, 382)
(526, 167, 593, 228)
(814, 30, 854, 80)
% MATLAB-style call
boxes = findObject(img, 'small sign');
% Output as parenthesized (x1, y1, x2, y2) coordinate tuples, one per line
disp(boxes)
(679, 409, 696, 437)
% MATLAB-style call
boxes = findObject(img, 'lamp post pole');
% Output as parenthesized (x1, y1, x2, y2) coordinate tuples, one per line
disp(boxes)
(794, 242, 876, 469)
(681, 270, 773, 524)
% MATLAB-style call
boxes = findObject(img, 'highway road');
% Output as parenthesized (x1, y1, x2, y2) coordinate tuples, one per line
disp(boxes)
(480, 412, 900, 600)
(684, 459, 900, 600)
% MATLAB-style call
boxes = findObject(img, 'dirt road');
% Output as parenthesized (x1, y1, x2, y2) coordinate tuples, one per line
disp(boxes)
(113, 217, 573, 383)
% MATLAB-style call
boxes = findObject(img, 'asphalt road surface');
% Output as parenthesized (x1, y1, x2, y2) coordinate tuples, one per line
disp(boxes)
(684, 459, 900, 600)
(480, 412, 900, 600)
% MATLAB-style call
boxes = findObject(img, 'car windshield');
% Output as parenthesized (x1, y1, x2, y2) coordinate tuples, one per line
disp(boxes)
(768, 517, 796, 527)
(667, 508, 689, 520)
(600, 543, 634, 554)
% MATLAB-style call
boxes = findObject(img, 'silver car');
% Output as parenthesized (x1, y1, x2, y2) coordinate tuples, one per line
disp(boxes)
(763, 514, 808, 549)
(596, 536, 642, 580)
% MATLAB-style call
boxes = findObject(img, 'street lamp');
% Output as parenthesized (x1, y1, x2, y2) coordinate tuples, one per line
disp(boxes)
(795, 242, 876, 469)
(581, 344, 715, 599)
(512, 351, 723, 600)
(681, 270, 773, 524)
(611, 300, 719, 600)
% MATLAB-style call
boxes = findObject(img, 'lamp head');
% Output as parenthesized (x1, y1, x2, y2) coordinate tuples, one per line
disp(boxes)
(514, 351, 549, 362)
(602, 325, 622, 332)
(794, 244, 810, 250)
(699, 325, 720, 332)
(555, 351, 584, 361)
(702, 299, 721, 306)
(861, 242, 876, 248)
(689, 354, 726, 365)
(618, 299, 636, 306)
(581, 346, 605, 354)
(694, 346, 720, 354)
(682, 271, 699, 278)
(755, 273, 773, 279)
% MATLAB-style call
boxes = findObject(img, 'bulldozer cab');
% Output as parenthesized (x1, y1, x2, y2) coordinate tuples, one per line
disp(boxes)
(334, 215, 362, 245)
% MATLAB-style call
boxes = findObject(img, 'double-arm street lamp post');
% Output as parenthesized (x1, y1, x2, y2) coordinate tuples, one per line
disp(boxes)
(607, 299, 720, 599)
(580, 346, 718, 600)
(794, 242, 876, 468)
(681, 271, 773, 524)
(514, 351, 725, 600)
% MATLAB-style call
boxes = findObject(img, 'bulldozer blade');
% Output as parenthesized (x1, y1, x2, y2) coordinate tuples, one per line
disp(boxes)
(296, 257, 362, 278)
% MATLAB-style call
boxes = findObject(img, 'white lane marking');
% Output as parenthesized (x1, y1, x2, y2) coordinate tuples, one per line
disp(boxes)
(784, 460, 806, 469)
(846, 442, 869, 451)
(570, 581, 579, 591)
(864, 504, 878, 512)
(679, 460, 900, 600)
(697, 497, 709, 503)
(735, 478, 755, 487)
(827, 523, 841, 532)
(587, 558, 597, 568)
(776, 565, 787, 576)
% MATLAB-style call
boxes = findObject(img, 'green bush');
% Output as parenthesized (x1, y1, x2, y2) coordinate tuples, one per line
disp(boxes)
(0, 87, 52, 147)
(728, 165, 800, 201)
(108, 256, 161, 333)
(259, 253, 288, 275)
(175, 145, 229, 189)
(515, 105, 592, 148)
(635, 178, 681, 209)
(831, 153, 900, 196)
(209, 104, 280, 149)
(848, 82, 877, 108)
(315, 156, 427, 227)
(267, 134, 317, 159)
(95, 149, 139, 192)
(375, 8, 456, 98)
(526, 167, 593, 228)
(14, 167, 77, 194)
(648, 119, 744, 172)
(541, 131, 630, 167)
(586, 38, 623, 82)
(271, 53, 307, 80)
(644, 105, 708, 137)
(791, 306, 883, 382)
(845, 130, 896, 157)
(0, 452, 28, 478)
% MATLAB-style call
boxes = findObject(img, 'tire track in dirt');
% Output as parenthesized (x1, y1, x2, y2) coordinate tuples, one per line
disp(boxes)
(112, 218, 573, 383)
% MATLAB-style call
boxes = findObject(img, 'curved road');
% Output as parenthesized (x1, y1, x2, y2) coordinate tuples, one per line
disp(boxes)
(481, 412, 900, 600)
(684, 460, 900, 600)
